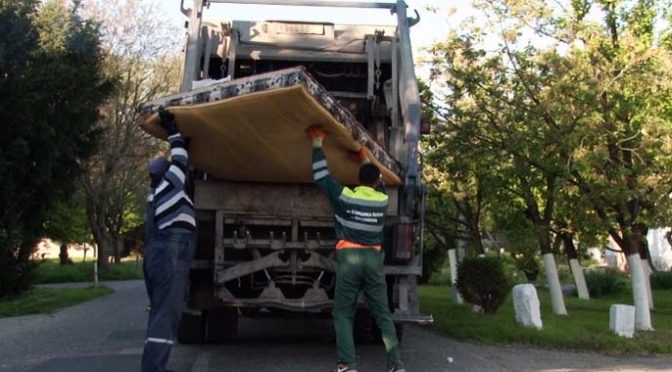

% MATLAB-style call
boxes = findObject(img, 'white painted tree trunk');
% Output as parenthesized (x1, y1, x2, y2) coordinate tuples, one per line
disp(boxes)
(641, 259, 654, 310)
(627, 254, 652, 330)
(448, 249, 463, 304)
(543, 253, 568, 315)
(569, 258, 590, 300)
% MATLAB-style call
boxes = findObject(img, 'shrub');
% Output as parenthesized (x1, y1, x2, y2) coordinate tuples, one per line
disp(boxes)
(456, 256, 511, 314)
(651, 271, 672, 290)
(584, 269, 627, 298)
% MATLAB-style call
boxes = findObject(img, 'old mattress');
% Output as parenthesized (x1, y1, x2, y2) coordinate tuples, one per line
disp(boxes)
(138, 67, 402, 186)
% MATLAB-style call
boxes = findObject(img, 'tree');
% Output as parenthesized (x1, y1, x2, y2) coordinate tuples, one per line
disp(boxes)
(79, 0, 180, 269)
(43, 189, 92, 264)
(425, 33, 573, 315)
(428, 0, 672, 328)
(0, 0, 112, 297)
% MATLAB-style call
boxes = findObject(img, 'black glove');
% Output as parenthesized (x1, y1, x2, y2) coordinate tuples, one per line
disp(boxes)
(158, 108, 178, 136)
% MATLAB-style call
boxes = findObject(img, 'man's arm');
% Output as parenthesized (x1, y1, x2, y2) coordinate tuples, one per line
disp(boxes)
(306, 126, 343, 205)
(158, 109, 189, 193)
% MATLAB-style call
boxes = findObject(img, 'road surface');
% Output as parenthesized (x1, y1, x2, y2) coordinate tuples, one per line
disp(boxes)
(1, 280, 670, 372)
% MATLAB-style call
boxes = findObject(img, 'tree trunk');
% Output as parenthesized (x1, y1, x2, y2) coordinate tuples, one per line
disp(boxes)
(97, 235, 111, 270)
(59, 243, 72, 265)
(641, 258, 654, 310)
(447, 248, 463, 304)
(539, 227, 567, 315)
(561, 233, 589, 300)
(636, 241, 654, 310)
(569, 258, 589, 300)
(113, 235, 122, 264)
(626, 253, 653, 330)
(542, 253, 568, 315)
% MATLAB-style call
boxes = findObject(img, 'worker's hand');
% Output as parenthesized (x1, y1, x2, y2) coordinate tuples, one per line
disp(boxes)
(305, 125, 327, 148)
(158, 108, 178, 136)
(349, 145, 370, 164)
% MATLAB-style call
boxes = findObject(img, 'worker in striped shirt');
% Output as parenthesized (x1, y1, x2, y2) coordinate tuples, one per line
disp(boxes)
(306, 126, 405, 372)
(142, 109, 197, 372)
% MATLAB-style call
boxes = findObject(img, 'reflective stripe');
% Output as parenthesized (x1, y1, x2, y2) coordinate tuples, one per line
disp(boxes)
(314, 169, 329, 180)
(155, 190, 188, 215)
(158, 213, 196, 230)
(335, 215, 384, 233)
(171, 147, 188, 158)
(168, 164, 186, 183)
(312, 160, 327, 170)
(339, 193, 388, 207)
(336, 239, 381, 250)
(146, 337, 174, 345)
(167, 133, 181, 141)
(342, 186, 387, 201)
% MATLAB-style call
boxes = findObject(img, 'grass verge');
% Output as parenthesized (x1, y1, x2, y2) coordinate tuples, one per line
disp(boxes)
(35, 259, 143, 284)
(0, 286, 113, 318)
(419, 285, 672, 355)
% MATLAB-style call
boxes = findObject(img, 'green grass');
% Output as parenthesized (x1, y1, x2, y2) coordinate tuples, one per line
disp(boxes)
(0, 286, 113, 318)
(420, 285, 672, 355)
(35, 259, 143, 284)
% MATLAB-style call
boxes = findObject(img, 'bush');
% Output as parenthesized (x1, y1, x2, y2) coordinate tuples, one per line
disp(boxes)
(651, 271, 672, 290)
(584, 269, 627, 298)
(456, 256, 511, 314)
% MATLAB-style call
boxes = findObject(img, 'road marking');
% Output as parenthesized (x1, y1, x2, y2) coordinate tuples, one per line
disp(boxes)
(191, 351, 211, 372)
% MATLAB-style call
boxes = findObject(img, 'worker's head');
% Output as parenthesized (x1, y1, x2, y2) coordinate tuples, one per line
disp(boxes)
(359, 163, 381, 187)
(148, 157, 169, 188)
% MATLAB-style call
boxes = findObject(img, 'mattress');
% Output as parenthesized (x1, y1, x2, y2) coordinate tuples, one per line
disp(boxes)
(138, 67, 402, 186)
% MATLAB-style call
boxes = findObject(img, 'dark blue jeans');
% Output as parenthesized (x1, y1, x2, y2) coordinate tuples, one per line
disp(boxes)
(142, 229, 196, 372)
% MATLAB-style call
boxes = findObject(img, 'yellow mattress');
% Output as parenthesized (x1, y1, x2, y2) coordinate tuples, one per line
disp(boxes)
(140, 68, 402, 186)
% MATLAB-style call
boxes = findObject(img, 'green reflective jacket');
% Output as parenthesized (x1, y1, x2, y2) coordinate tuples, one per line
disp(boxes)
(312, 147, 388, 245)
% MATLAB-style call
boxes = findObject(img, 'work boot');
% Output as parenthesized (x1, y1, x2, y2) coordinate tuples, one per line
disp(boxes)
(334, 362, 357, 372)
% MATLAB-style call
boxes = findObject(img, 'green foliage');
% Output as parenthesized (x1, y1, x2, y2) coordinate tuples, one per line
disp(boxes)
(456, 256, 511, 313)
(651, 271, 672, 290)
(0, 286, 112, 317)
(491, 205, 540, 282)
(43, 190, 92, 244)
(35, 259, 142, 284)
(584, 269, 628, 298)
(420, 285, 672, 354)
(420, 233, 448, 284)
(0, 0, 112, 297)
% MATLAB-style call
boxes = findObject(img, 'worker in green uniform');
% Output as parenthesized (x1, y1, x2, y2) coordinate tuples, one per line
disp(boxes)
(306, 125, 405, 372)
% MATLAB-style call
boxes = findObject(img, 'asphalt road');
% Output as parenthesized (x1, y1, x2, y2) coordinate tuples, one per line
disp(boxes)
(1, 280, 671, 372)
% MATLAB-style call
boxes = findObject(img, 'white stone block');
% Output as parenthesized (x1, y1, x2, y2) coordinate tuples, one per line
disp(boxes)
(512, 284, 543, 329)
(609, 304, 635, 338)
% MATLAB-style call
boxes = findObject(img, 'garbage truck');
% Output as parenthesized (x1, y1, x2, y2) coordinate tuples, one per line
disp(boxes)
(139, 0, 431, 343)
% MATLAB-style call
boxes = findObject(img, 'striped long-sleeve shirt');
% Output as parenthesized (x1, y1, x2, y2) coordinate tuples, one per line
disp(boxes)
(149, 133, 196, 231)
(312, 147, 388, 247)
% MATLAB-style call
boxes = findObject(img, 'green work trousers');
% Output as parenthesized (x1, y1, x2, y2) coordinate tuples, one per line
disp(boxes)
(332, 249, 401, 367)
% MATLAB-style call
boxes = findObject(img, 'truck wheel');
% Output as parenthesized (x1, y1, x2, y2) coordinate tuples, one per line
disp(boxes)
(354, 308, 381, 344)
(177, 311, 206, 344)
(206, 307, 238, 343)
(394, 322, 404, 343)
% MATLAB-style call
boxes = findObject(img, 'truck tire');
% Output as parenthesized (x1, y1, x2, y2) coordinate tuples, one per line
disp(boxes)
(354, 308, 381, 344)
(206, 307, 238, 343)
(177, 311, 206, 344)
(394, 322, 404, 343)
(354, 309, 404, 344)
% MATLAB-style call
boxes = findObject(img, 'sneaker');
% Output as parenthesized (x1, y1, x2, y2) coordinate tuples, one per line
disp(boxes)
(335, 363, 357, 372)
(388, 364, 406, 372)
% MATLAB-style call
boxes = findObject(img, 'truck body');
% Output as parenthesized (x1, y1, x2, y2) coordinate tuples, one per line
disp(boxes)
(160, 0, 430, 343)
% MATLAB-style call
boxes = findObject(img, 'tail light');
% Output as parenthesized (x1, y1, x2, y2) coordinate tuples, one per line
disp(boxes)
(392, 223, 414, 262)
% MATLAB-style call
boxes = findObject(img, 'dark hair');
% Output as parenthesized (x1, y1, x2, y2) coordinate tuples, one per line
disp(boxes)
(359, 163, 380, 186)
